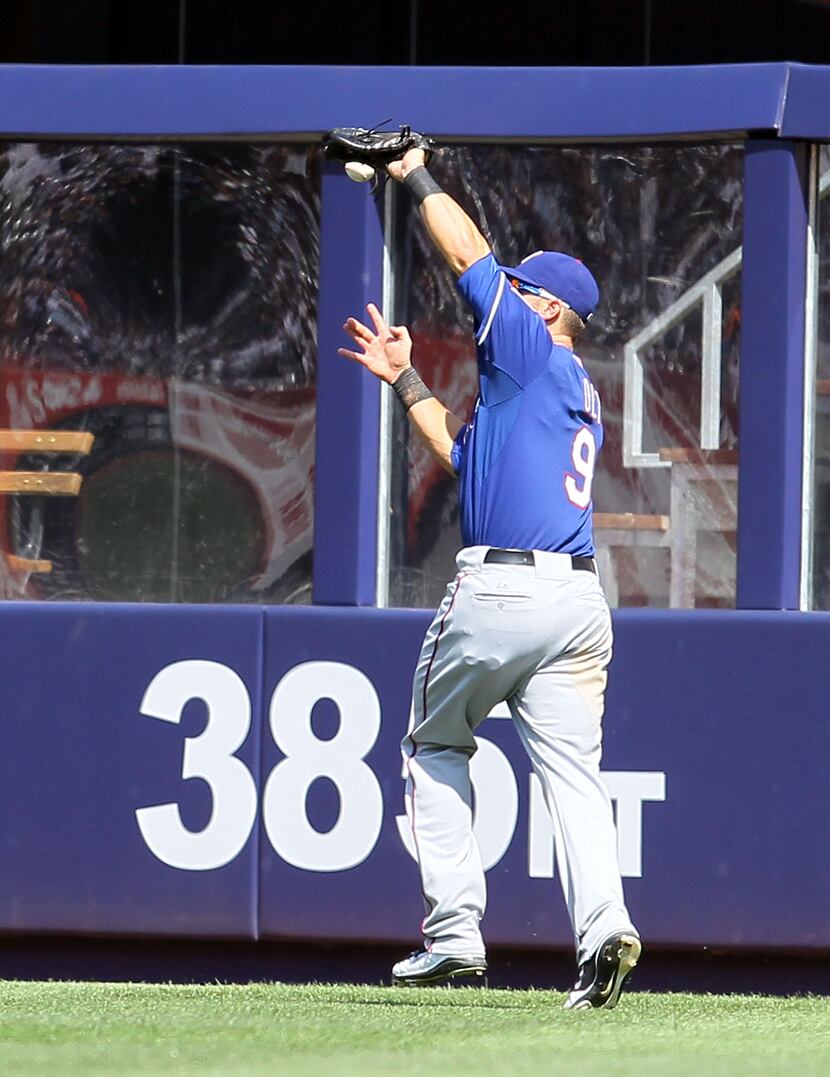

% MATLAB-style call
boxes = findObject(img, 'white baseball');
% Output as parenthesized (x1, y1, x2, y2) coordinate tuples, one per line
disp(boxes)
(344, 160, 375, 183)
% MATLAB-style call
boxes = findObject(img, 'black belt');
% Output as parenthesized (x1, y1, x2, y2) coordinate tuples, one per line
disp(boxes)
(483, 548, 596, 574)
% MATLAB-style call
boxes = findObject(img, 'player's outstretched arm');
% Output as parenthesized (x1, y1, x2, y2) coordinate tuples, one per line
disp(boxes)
(388, 149, 491, 277)
(339, 303, 463, 475)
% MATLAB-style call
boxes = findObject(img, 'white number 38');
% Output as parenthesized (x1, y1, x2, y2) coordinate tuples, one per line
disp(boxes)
(134, 660, 383, 873)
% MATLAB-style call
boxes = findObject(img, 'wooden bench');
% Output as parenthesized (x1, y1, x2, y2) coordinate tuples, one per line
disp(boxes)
(594, 512, 670, 533)
(0, 429, 95, 575)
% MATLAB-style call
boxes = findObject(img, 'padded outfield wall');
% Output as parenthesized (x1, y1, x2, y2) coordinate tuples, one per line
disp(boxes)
(0, 64, 829, 961)
(1, 602, 829, 952)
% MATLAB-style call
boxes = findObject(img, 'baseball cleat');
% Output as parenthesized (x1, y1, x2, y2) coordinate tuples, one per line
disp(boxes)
(564, 933, 641, 1011)
(391, 950, 487, 987)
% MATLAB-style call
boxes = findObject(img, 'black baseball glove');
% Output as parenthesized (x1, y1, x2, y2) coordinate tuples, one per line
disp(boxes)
(323, 124, 438, 169)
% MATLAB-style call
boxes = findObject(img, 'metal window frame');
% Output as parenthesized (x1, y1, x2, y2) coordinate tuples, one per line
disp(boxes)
(375, 188, 398, 609)
(623, 247, 742, 469)
(800, 146, 820, 610)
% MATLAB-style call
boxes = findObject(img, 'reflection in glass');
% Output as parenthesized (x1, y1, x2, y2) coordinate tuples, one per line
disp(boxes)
(387, 143, 743, 609)
(0, 143, 319, 603)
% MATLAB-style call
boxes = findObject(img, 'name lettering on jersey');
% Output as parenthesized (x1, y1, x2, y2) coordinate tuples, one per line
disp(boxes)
(582, 377, 602, 424)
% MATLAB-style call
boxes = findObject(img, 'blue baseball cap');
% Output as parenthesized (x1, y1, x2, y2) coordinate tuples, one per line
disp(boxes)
(498, 250, 600, 322)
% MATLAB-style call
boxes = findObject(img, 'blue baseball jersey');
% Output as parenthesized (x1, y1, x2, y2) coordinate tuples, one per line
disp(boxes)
(450, 254, 602, 557)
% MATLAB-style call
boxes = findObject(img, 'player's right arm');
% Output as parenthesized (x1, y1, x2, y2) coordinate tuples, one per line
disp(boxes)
(387, 149, 490, 277)
(339, 303, 463, 475)
(405, 396, 464, 475)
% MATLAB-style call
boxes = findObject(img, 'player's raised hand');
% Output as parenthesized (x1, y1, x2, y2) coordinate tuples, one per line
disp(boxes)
(387, 147, 428, 183)
(339, 303, 413, 385)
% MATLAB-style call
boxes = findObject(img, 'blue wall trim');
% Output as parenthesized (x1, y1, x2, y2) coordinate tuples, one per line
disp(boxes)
(737, 141, 808, 609)
(313, 165, 383, 605)
(780, 64, 830, 138)
(0, 62, 802, 139)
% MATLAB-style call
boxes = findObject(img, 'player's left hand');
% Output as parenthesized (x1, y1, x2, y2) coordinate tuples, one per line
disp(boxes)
(338, 303, 413, 385)
(386, 147, 428, 183)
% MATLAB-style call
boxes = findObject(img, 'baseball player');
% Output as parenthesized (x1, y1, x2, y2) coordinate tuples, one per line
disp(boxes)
(338, 139, 640, 1010)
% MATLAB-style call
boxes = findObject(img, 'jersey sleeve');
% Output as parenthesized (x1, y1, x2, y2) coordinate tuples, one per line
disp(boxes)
(456, 253, 504, 329)
(457, 254, 552, 397)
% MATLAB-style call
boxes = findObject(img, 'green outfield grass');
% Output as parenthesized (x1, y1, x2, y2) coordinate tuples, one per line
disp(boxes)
(0, 981, 828, 1076)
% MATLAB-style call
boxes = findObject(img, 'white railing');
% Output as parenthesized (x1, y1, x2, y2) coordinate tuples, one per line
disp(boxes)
(623, 247, 741, 468)
(624, 168, 830, 470)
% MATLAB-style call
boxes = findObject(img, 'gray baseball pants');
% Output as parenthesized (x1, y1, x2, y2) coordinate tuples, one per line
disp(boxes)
(402, 545, 637, 967)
